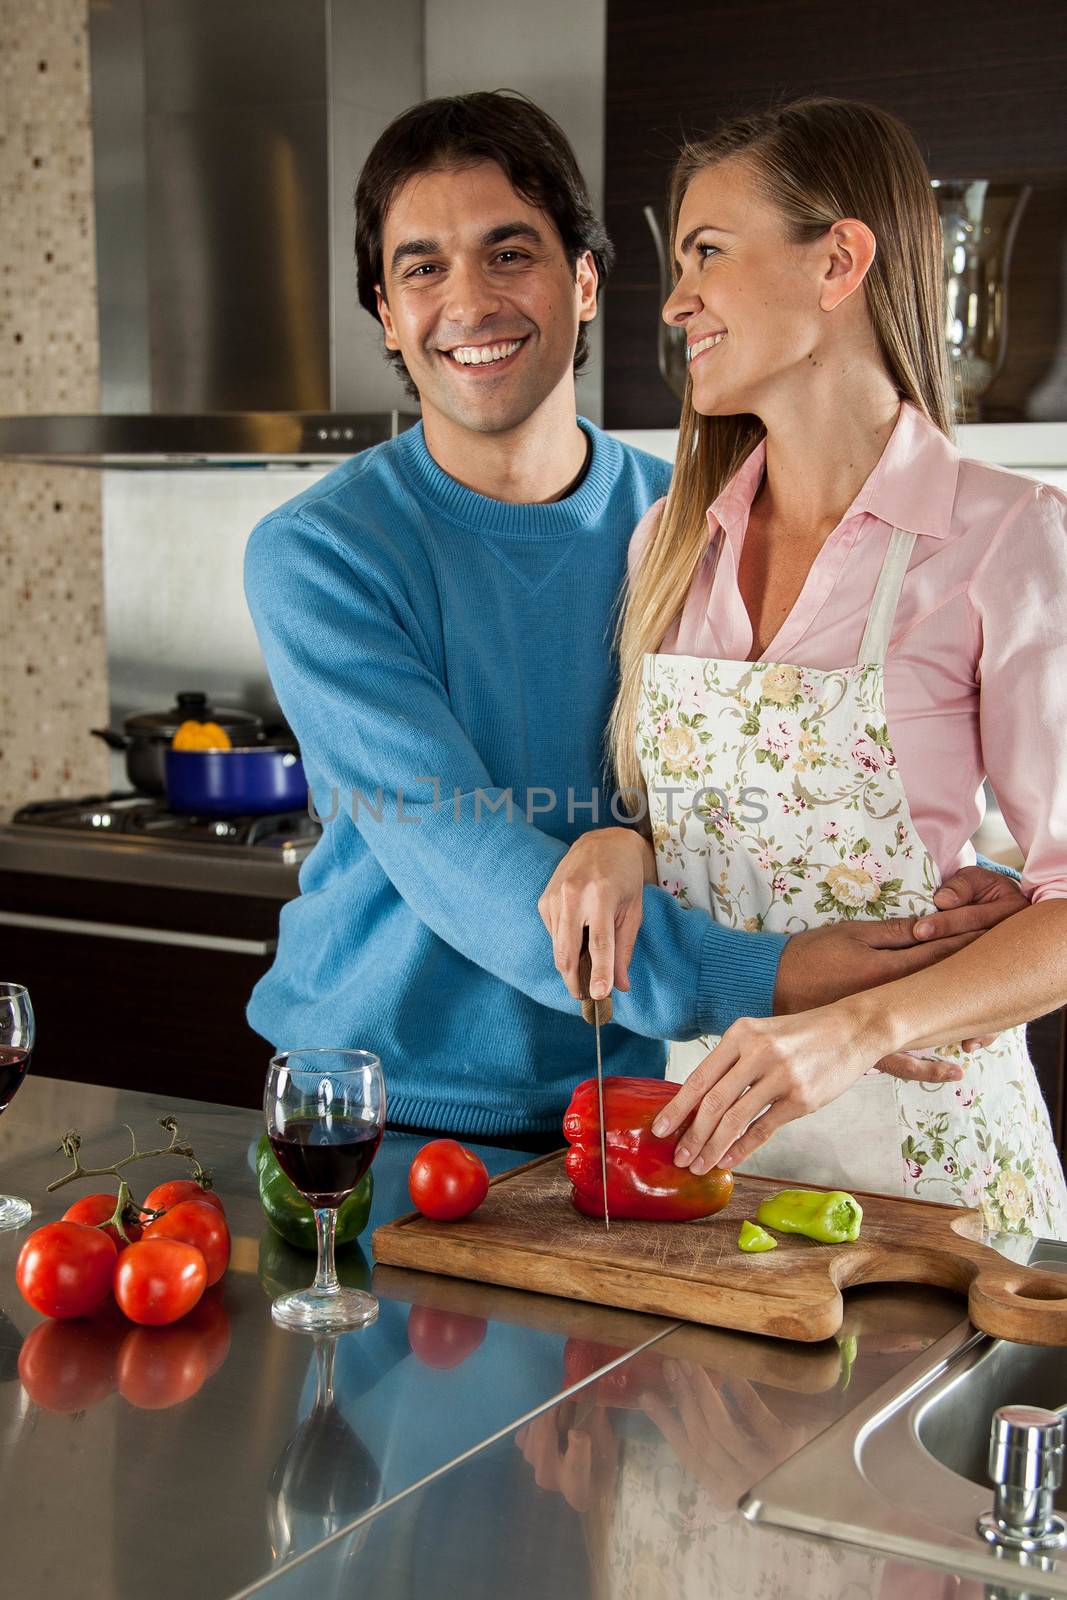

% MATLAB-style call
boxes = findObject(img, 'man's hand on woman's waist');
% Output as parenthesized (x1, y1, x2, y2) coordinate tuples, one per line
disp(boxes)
(772, 864, 1030, 1016)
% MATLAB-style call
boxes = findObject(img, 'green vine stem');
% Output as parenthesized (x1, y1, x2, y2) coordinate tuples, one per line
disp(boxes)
(45, 1115, 214, 1231)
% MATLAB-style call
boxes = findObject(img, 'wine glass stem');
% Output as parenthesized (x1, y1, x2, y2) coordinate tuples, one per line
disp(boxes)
(312, 1206, 339, 1293)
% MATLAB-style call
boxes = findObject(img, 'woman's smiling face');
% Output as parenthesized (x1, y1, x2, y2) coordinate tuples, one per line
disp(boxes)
(663, 157, 833, 419)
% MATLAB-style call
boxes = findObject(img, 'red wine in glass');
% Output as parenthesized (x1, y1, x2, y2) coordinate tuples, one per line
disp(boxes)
(269, 1118, 381, 1209)
(264, 1048, 385, 1333)
(0, 984, 34, 1230)
(0, 1046, 31, 1113)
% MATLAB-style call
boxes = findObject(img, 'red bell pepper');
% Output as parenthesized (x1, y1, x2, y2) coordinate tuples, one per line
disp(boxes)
(563, 1338, 674, 1407)
(562, 1076, 734, 1222)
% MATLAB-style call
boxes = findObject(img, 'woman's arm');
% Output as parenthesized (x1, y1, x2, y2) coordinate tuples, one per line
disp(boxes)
(849, 898, 1067, 1052)
(653, 896, 1067, 1179)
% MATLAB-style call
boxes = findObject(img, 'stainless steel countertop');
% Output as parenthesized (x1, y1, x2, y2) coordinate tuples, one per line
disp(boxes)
(1, 1077, 981, 1600)
(0, 826, 302, 898)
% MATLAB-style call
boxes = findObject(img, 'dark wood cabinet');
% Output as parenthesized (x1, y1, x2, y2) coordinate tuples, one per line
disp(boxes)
(1029, 1006, 1067, 1159)
(0, 869, 287, 1109)
(605, 0, 1067, 428)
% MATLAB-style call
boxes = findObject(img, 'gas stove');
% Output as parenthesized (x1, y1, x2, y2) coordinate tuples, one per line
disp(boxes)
(10, 792, 321, 863)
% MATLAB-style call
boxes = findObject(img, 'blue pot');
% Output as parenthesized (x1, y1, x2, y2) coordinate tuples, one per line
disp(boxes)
(164, 745, 307, 816)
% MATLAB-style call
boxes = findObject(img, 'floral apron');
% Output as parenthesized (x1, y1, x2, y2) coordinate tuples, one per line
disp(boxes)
(637, 526, 1067, 1238)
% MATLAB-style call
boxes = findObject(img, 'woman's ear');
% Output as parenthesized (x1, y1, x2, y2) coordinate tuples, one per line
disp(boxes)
(819, 219, 877, 312)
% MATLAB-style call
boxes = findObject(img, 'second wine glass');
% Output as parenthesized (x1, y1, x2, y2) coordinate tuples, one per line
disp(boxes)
(265, 1049, 384, 1333)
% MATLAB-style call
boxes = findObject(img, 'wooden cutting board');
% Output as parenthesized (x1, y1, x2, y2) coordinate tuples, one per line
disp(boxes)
(372, 1152, 1067, 1345)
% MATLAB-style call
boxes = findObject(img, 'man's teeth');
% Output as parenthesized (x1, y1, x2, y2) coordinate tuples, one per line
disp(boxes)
(687, 331, 727, 362)
(447, 339, 523, 366)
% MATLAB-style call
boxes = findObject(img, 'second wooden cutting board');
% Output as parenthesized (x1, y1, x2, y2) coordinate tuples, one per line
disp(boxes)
(372, 1151, 1067, 1344)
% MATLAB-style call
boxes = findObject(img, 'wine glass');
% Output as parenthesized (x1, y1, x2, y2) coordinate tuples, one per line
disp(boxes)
(0, 984, 34, 1230)
(267, 1334, 381, 1561)
(264, 1049, 384, 1333)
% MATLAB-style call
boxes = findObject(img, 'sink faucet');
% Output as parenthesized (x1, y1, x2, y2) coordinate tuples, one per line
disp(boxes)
(978, 1405, 1067, 1554)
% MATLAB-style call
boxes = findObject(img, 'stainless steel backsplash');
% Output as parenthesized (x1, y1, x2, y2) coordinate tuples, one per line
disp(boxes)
(102, 467, 331, 734)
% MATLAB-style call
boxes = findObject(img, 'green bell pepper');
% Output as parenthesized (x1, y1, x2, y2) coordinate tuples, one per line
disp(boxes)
(755, 1188, 863, 1244)
(255, 1132, 373, 1251)
(738, 1219, 777, 1253)
(257, 1227, 372, 1298)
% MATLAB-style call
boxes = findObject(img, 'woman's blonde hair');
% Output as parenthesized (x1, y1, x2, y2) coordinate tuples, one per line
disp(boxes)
(606, 96, 953, 811)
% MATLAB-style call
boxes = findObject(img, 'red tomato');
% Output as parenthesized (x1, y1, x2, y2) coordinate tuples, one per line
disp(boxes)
(182, 1286, 231, 1378)
(18, 1313, 123, 1412)
(114, 1239, 206, 1326)
(116, 1324, 209, 1409)
(142, 1179, 225, 1218)
(62, 1192, 143, 1251)
(406, 1305, 487, 1369)
(142, 1197, 230, 1286)
(408, 1140, 489, 1222)
(16, 1222, 117, 1320)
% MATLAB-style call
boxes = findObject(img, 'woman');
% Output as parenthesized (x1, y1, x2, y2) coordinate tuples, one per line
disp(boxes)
(540, 97, 1067, 1236)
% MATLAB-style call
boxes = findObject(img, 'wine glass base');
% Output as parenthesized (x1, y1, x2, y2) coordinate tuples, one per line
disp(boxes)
(0, 1194, 32, 1231)
(271, 1285, 379, 1334)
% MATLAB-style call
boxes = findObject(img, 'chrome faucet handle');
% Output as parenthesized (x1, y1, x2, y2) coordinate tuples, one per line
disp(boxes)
(978, 1405, 1067, 1552)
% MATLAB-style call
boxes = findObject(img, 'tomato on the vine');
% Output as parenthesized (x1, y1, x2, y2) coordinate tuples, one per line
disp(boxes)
(62, 1192, 142, 1251)
(16, 1222, 117, 1320)
(408, 1140, 489, 1222)
(143, 1198, 230, 1286)
(182, 1286, 231, 1378)
(114, 1239, 206, 1326)
(18, 1313, 123, 1411)
(142, 1179, 224, 1218)
(116, 1324, 209, 1409)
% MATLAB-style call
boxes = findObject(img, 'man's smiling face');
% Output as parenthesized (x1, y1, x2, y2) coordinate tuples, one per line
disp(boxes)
(376, 160, 598, 437)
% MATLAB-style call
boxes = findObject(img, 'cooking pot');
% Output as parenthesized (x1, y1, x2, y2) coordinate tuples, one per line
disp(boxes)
(91, 692, 263, 795)
(164, 744, 307, 816)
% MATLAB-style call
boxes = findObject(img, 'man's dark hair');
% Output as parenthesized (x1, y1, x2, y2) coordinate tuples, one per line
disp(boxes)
(355, 90, 614, 400)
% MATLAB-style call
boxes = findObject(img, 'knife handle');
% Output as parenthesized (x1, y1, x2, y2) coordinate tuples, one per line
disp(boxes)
(578, 928, 614, 1025)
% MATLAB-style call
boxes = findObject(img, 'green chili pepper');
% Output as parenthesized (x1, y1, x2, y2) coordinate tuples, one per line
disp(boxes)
(255, 1133, 373, 1251)
(738, 1220, 777, 1253)
(755, 1188, 863, 1244)
(837, 1332, 859, 1391)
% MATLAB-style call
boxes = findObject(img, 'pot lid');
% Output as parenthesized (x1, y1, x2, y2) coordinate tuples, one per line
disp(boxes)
(123, 692, 262, 737)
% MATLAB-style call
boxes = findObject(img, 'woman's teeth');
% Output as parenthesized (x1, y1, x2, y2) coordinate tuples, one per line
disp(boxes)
(447, 339, 524, 366)
(687, 331, 727, 362)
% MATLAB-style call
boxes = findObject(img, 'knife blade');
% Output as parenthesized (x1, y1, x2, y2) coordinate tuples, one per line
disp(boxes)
(578, 927, 611, 1232)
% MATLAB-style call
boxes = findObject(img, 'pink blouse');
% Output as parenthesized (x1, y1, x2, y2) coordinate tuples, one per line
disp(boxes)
(629, 402, 1067, 901)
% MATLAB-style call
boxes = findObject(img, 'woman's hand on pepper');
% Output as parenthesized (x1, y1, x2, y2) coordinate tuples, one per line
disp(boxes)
(651, 1002, 893, 1174)
(639, 1363, 808, 1512)
(537, 826, 657, 1001)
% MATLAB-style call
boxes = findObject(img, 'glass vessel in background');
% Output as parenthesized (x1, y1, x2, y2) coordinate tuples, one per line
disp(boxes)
(644, 205, 689, 403)
(0, 984, 35, 1229)
(932, 179, 1031, 422)
(264, 1048, 385, 1333)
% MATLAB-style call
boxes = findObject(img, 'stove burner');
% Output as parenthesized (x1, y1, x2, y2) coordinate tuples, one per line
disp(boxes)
(11, 792, 321, 856)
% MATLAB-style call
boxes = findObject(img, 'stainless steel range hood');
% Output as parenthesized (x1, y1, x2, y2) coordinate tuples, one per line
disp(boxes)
(0, 0, 422, 467)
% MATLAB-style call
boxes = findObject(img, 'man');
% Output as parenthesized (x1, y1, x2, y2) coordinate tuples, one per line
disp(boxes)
(244, 91, 1023, 1142)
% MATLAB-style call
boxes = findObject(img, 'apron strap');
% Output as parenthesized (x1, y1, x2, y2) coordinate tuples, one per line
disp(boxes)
(857, 526, 918, 667)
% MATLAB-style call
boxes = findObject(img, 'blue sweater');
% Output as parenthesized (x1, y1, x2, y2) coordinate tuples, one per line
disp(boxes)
(244, 419, 786, 1137)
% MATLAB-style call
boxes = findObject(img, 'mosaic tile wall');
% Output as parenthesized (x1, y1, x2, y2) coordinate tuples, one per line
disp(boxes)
(0, 0, 108, 814)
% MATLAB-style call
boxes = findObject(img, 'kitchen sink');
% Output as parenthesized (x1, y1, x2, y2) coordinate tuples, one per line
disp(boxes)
(743, 1236, 1067, 1595)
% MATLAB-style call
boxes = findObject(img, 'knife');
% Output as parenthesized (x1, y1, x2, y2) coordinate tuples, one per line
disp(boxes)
(578, 927, 612, 1232)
